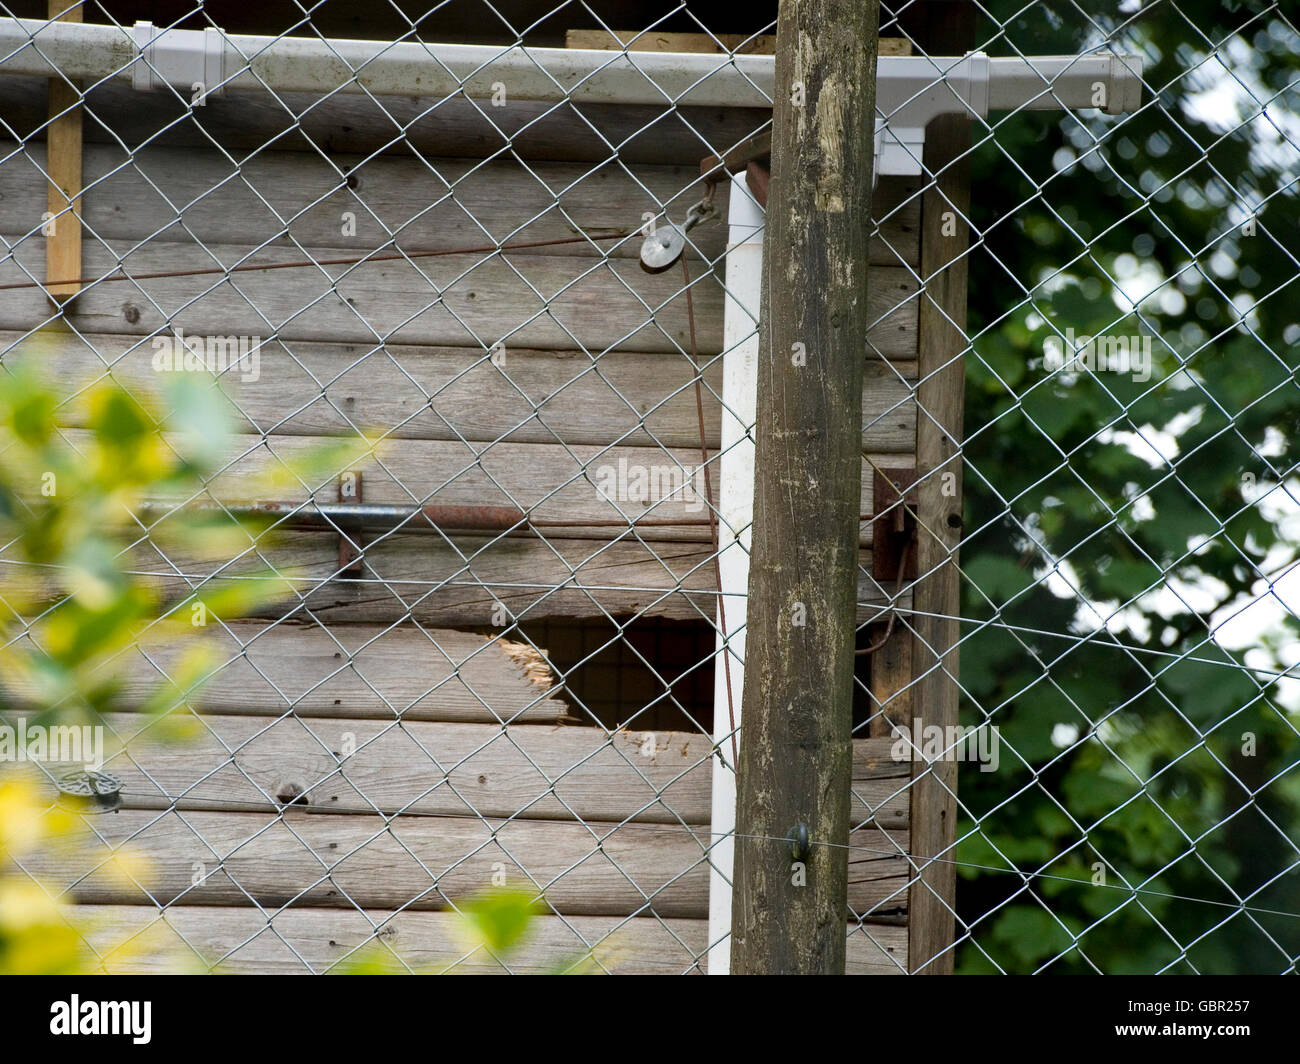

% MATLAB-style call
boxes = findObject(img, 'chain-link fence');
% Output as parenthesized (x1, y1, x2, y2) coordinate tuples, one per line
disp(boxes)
(0, 0, 1296, 975)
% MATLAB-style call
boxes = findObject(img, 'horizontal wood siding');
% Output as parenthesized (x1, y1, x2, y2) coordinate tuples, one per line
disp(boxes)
(30, 808, 910, 919)
(11, 716, 909, 828)
(0, 144, 920, 269)
(1, 63, 926, 971)
(1, 332, 918, 453)
(0, 242, 919, 358)
(72, 905, 907, 974)
(4, 535, 910, 623)
(34, 428, 901, 545)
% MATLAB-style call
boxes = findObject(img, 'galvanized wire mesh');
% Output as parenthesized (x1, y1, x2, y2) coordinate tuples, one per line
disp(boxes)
(867, 0, 1300, 975)
(0, 0, 1296, 975)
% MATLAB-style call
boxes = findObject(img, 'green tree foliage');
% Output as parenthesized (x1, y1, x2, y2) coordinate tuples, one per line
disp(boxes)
(956, 0, 1299, 971)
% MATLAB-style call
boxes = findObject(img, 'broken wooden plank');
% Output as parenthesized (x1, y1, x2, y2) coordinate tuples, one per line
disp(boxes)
(30, 809, 911, 919)
(71, 904, 907, 974)
(1, 622, 567, 724)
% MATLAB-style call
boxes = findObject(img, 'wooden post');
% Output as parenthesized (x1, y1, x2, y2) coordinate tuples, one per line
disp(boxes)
(730, 0, 879, 975)
(905, 0, 975, 975)
(45, 0, 83, 303)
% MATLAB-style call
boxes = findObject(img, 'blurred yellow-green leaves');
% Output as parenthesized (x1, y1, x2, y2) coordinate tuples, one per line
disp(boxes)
(0, 353, 373, 972)
(0, 356, 373, 726)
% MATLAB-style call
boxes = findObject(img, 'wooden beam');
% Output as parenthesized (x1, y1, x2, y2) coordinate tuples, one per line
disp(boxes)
(907, 0, 975, 976)
(731, 0, 880, 974)
(4, 532, 910, 625)
(7, 707, 915, 827)
(0, 144, 924, 269)
(10, 714, 910, 827)
(0, 77, 773, 166)
(564, 29, 912, 56)
(44, 0, 83, 302)
(566, 28, 779, 54)
(35, 427, 903, 546)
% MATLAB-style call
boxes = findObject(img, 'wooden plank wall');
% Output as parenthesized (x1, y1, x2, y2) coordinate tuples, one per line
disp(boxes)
(0, 35, 923, 973)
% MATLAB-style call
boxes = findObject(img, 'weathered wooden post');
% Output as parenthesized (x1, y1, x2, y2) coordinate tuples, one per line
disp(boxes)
(731, 0, 880, 974)
(901, 0, 975, 976)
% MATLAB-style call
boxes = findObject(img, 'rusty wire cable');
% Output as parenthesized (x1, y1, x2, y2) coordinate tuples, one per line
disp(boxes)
(0, 232, 630, 292)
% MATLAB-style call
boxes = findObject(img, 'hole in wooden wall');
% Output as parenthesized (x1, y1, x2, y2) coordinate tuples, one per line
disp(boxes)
(854, 632, 876, 731)
(515, 617, 716, 734)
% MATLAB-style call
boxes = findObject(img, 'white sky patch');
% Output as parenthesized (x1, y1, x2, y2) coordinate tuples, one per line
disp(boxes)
(1255, 425, 1287, 461)
(1097, 424, 1179, 467)
(1182, 39, 1300, 178)
(1128, 491, 1156, 523)
(1043, 557, 1086, 600)
(1058, 474, 1300, 713)
(1111, 260, 1166, 314)
(1213, 559, 1300, 712)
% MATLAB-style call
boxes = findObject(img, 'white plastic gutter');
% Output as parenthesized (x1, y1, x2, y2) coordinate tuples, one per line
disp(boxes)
(1, 19, 1144, 173)
(707, 172, 762, 976)
(0, 17, 775, 105)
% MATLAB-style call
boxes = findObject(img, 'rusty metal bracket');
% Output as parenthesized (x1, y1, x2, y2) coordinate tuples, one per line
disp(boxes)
(872, 467, 919, 582)
(699, 130, 771, 208)
(337, 470, 364, 578)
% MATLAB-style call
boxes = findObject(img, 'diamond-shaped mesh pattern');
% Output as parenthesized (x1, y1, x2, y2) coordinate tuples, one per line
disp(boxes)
(0, 1, 1296, 974)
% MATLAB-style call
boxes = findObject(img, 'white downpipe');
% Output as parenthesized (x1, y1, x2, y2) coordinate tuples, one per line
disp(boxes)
(0, 18, 1143, 120)
(707, 172, 763, 975)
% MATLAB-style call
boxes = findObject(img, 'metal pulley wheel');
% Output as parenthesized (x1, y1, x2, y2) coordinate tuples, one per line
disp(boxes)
(639, 222, 688, 273)
(638, 199, 717, 273)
